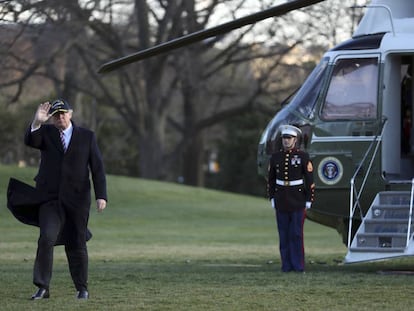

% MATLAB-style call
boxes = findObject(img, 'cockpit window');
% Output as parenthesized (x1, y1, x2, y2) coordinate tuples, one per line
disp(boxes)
(259, 58, 329, 148)
(286, 57, 329, 119)
(321, 57, 378, 120)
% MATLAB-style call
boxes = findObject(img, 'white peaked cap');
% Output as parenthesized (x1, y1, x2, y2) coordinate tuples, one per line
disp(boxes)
(280, 125, 302, 137)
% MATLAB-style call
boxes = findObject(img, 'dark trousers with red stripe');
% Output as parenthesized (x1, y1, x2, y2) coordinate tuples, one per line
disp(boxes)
(275, 209, 306, 272)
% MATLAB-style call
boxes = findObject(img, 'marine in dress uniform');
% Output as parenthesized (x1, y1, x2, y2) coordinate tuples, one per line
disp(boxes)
(267, 125, 315, 272)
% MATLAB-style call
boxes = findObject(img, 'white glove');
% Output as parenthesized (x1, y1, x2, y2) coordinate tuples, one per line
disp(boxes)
(271, 198, 275, 209)
(305, 201, 312, 209)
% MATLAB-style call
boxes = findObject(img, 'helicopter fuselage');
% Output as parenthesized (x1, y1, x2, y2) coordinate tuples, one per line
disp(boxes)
(257, 2, 414, 243)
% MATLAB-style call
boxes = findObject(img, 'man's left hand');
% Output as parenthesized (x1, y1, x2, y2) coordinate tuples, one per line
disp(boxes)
(96, 199, 107, 212)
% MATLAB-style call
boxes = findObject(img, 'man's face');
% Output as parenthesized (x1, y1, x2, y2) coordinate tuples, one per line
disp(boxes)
(52, 111, 72, 130)
(282, 135, 297, 150)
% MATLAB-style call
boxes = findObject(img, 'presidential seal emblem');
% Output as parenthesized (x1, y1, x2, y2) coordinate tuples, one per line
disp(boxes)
(318, 156, 343, 185)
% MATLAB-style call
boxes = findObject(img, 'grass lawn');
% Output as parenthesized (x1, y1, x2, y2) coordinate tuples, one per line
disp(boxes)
(1, 164, 414, 310)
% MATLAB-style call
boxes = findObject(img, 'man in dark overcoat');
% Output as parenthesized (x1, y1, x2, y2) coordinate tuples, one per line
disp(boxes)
(24, 99, 107, 300)
(267, 125, 314, 272)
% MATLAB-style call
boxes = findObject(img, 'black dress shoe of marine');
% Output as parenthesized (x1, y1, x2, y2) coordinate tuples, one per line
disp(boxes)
(31, 288, 49, 300)
(77, 290, 89, 299)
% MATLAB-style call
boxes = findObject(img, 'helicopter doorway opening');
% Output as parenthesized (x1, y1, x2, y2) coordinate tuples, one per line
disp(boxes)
(382, 55, 414, 180)
(400, 57, 414, 178)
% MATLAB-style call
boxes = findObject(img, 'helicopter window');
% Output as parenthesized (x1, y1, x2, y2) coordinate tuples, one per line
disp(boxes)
(260, 58, 330, 153)
(322, 58, 378, 120)
(286, 57, 329, 119)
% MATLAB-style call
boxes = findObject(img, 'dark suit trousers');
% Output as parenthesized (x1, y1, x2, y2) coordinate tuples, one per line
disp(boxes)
(33, 201, 88, 291)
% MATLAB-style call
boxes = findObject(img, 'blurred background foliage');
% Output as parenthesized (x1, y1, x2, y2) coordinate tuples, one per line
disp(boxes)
(0, 0, 368, 196)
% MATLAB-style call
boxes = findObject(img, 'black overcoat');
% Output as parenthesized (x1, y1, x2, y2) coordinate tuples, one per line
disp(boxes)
(8, 122, 107, 245)
(7, 177, 46, 227)
(24, 123, 107, 204)
(6, 178, 92, 245)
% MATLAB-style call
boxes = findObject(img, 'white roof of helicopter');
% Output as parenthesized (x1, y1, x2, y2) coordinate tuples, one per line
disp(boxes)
(354, 0, 414, 37)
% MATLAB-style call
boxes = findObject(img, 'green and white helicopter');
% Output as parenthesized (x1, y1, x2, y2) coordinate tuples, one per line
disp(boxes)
(100, 0, 414, 263)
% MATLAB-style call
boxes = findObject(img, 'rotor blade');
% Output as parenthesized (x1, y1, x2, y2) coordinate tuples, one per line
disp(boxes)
(98, 0, 326, 73)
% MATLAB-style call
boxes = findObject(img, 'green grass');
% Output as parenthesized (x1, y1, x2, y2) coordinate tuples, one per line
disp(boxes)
(1, 164, 414, 310)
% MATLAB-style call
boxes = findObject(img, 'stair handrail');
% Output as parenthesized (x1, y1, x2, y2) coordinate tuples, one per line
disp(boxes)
(406, 178, 414, 247)
(347, 117, 388, 248)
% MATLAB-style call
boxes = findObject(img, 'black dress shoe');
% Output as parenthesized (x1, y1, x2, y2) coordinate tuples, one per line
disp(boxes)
(31, 288, 49, 300)
(77, 290, 89, 299)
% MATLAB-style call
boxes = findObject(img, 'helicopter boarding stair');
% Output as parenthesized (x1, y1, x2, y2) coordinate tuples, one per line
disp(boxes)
(344, 119, 414, 263)
(345, 186, 414, 263)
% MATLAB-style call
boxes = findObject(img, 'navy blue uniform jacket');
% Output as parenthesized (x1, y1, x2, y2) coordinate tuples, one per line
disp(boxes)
(267, 148, 314, 212)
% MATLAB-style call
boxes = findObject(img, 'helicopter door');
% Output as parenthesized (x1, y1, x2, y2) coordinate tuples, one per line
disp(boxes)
(382, 54, 414, 179)
(382, 55, 401, 177)
(315, 56, 379, 187)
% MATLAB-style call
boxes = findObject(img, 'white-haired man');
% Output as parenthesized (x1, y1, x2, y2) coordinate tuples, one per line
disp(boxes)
(25, 99, 107, 300)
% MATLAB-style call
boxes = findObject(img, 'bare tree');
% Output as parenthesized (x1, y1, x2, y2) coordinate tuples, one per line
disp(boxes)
(0, 0, 368, 186)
